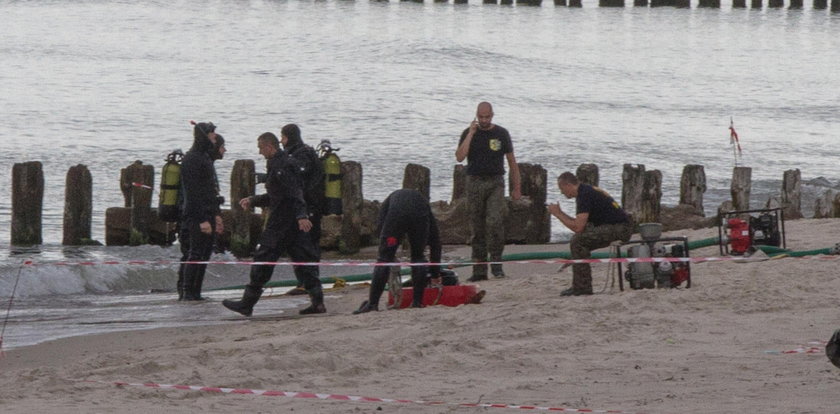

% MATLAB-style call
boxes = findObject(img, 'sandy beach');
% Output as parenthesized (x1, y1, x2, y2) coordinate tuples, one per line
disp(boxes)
(2, 219, 839, 413)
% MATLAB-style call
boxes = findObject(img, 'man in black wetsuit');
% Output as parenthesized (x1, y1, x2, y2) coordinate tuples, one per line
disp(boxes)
(178, 122, 224, 301)
(280, 123, 325, 295)
(222, 132, 325, 316)
(353, 188, 442, 314)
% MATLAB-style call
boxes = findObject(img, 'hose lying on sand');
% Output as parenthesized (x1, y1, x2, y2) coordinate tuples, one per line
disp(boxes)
(214, 236, 830, 290)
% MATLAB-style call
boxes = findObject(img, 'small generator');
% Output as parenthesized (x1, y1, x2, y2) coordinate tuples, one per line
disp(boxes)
(717, 208, 785, 256)
(617, 223, 691, 291)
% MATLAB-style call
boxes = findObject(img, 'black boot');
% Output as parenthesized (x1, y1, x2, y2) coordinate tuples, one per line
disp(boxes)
(222, 285, 263, 316)
(353, 300, 379, 314)
(299, 286, 326, 315)
(184, 272, 207, 301)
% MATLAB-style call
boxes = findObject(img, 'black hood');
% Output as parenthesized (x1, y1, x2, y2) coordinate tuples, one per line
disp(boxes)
(191, 122, 216, 153)
(281, 123, 303, 149)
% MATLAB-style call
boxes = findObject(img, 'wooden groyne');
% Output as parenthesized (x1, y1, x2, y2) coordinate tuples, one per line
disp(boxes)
(391, 0, 837, 10)
(8, 158, 829, 253)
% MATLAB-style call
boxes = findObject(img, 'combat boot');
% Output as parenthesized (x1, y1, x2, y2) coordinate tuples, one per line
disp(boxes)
(299, 286, 326, 315)
(222, 285, 263, 316)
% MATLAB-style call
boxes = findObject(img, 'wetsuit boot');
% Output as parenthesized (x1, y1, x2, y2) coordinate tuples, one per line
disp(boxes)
(222, 285, 263, 316)
(299, 286, 326, 315)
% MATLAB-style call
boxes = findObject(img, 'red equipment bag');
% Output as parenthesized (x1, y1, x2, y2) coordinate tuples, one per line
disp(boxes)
(387, 285, 483, 309)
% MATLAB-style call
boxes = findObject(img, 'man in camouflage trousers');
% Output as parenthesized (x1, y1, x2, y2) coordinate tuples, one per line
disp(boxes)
(548, 172, 633, 296)
(455, 102, 521, 281)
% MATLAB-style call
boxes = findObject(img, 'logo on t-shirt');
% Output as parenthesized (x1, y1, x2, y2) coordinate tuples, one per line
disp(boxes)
(489, 139, 501, 151)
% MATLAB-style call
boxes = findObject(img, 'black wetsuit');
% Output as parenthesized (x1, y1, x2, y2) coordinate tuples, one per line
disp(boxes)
(178, 132, 220, 300)
(366, 189, 442, 308)
(285, 141, 325, 251)
(247, 150, 322, 299)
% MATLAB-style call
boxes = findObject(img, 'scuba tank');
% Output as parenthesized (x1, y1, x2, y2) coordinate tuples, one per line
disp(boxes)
(158, 149, 184, 222)
(316, 139, 343, 215)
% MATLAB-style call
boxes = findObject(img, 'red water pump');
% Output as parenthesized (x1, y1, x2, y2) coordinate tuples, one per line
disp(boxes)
(727, 218, 751, 254)
(718, 208, 786, 256)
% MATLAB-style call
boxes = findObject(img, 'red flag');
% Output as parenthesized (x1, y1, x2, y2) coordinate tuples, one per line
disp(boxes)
(729, 118, 742, 155)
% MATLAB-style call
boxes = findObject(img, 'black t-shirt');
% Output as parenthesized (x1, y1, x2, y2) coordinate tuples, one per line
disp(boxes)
(576, 184, 629, 226)
(459, 125, 513, 176)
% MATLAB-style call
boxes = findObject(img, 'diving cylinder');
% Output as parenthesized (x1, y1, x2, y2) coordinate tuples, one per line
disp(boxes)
(323, 152, 343, 215)
(158, 153, 182, 222)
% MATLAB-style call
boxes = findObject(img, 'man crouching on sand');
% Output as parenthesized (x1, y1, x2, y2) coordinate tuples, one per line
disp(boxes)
(548, 172, 633, 296)
(222, 132, 325, 316)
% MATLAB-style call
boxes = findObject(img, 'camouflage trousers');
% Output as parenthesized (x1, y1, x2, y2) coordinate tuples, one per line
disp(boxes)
(467, 175, 508, 277)
(570, 221, 633, 292)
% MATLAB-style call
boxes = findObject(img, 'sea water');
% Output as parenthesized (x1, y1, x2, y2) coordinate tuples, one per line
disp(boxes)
(0, 0, 837, 349)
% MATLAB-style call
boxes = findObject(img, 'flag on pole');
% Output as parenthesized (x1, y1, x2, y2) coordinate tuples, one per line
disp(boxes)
(729, 117, 742, 156)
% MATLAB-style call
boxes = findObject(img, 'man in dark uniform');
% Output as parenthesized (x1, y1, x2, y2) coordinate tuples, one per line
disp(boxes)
(222, 132, 325, 316)
(548, 172, 633, 296)
(455, 102, 521, 281)
(178, 122, 224, 301)
(354, 189, 442, 314)
(280, 123, 325, 295)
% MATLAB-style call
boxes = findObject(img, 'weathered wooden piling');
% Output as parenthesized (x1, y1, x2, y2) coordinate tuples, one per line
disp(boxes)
(622, 164, 646, 219)
(11, 161, 44, 246)
(751, 0, 762, 8)
(403, 163, 430, 200)
(733, 0, 747, 7)
(519, 0, 543, 4)
(501, 0, 513, 5)
(120, 161, 154, 245)
(651, 0, 677, 6)
(230, 159, 256, 257)
(516, 163, 550, 243)
(339, 161, 364, 254)
(555, 0, 568, 5)
(832, 0, 840, 12)
(679, 164, 706, 216)
(63, 165, 93, 245)
(575, 163, 599, 187)
(600, 0, 625, 6)
(639, 170, 663, 224)
(731, 166, 752, 211)
(814, 0, 827, 8)
(452, 165, 467, 202)
(569, 0, 582, 7)
(768, 0, 783, 7)
(781, 168, 803, 219)
(698, 0, 721, 7)
(484, 0, 497, 4)
(634, 0, 648, 5)
(788, 0, 802, 8)
(454, 0, 468, 4)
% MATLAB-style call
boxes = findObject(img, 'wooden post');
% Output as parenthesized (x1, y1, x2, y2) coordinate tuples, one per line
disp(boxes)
(621, 164, 646, 220)
(600, 0, 625, 6)
(731, 166, 752, 211)
(340, 161, 363, 254)
(768, 0, 783, 7)
(781, 169, 803, 219)
(569, 0, 582, 6)
(814, 0, 827, 8)
(698, 0, 721, 7)
(230, 159, 256, 257)
(651, 0, 677, 6)
(120, 161, 154, 245)
(555, 0, 569, 5)
(484, 0, 497, 4)
(454, 0, 469, 3)
(832, 0, 840, 11)
(814, 189, 834, 219)
(751, 0, 762, 8)
(11, 161, 44, 246)
(679, 164, 706, 216)
(403, 163, 430, 201)
(639, 170, 662, 224)
(733, 0, 747, 7)
(501, 0, 513, 5)
(519, 0, 543, 5)
(675, 0, 690, 6)
(63, 165, 92, 245)
(634, 0, 649, 5)
(788, 0, 802, 8)
(518, 163, 550, 243)
(575, 163, 599, 187)
(452, 164, 467, 202)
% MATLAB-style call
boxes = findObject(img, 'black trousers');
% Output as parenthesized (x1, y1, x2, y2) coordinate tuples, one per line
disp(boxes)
(248, 227, 321, 293)
(368, 214, 430, 307)
(180, 218, 215, 298)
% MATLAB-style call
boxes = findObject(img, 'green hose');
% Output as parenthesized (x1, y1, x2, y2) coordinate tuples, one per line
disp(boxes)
(214, 236, 829, 291)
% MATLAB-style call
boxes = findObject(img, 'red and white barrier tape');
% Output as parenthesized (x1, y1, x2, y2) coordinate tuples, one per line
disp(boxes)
(83, 380, 637, 413)
(131, 182, 153, 190)
(16, 254, 840, 268)
(764, 341, 827, 355)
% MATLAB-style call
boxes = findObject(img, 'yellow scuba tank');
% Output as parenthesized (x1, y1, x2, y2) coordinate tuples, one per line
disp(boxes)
(317, 140, 343, 215)
(158, 149, 184, 222)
